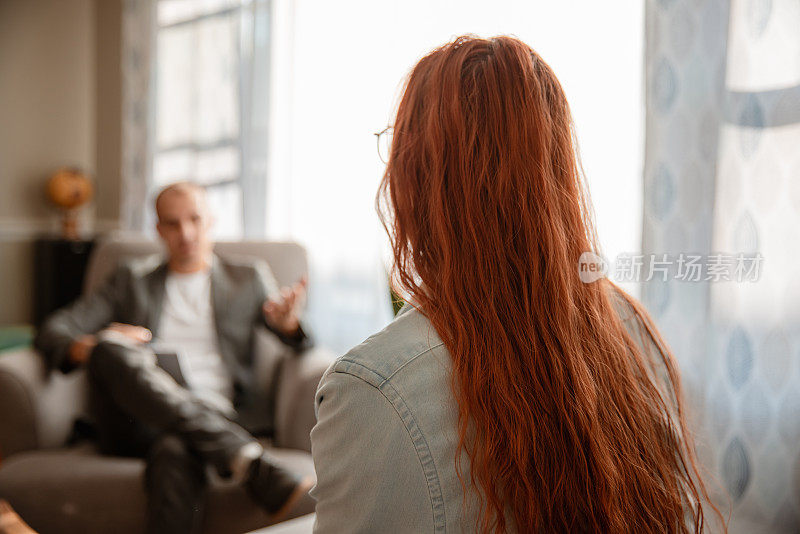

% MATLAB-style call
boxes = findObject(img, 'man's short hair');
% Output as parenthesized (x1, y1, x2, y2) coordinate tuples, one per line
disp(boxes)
(154, 181, 207, 219)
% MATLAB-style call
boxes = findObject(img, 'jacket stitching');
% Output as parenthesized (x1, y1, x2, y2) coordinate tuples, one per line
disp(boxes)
(379, 379, 448, 532)
(381, 342, 445, 385)
(333, 358, 386, 385)
(330, 365, 448, 532)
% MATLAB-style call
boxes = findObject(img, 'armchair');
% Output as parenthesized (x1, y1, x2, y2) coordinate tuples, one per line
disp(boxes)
(0, 238, 333, 534)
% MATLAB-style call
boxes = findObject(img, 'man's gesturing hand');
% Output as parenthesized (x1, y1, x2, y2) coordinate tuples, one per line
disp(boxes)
(262, 277, 307, 338)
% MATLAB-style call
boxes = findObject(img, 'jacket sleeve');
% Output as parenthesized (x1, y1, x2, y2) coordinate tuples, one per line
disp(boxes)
(33, 265, 128, 374)
(251, 261, 314, 351)
(310, 366, 434, 533)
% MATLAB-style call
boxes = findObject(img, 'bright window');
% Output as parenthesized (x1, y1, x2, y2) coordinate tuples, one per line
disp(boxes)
(153, 0, 269, 238)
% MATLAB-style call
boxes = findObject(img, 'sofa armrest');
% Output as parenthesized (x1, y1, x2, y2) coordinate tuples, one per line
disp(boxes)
(0, 348, 87, 458)
(273, 347, 335, 453)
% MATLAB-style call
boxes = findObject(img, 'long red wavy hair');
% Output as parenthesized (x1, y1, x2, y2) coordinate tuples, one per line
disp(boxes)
(377, 35, 720, 533)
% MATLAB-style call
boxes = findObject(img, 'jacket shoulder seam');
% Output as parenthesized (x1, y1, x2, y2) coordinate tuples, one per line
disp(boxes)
(335, 340, 446, 388)
(382, 341, 445, 385)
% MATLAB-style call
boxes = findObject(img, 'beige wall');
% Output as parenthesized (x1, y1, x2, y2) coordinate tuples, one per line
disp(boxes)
(0, 0, 121, 324)
(95, 0, 122, 222)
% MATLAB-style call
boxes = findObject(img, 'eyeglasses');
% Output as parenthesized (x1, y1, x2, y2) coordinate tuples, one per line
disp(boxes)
(374, 126, 393, 164)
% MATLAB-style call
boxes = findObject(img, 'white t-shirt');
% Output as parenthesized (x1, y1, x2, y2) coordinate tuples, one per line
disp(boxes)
(153, 269, 235, 414)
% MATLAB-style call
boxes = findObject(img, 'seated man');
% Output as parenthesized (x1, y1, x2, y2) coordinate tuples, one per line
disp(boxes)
(34, 182, 314, 534)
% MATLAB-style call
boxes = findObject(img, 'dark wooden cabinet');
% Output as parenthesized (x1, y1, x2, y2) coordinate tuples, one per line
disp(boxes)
(34, 237, 95, 326)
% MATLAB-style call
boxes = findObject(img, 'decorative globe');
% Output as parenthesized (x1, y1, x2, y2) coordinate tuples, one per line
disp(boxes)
(46, 168, 93, 210)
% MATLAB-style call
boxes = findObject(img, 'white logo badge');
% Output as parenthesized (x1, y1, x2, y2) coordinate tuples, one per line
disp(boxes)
(578, 252, 608, 283)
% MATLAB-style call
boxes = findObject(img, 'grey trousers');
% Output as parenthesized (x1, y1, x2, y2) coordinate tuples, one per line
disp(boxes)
(86, 340, 255, 534)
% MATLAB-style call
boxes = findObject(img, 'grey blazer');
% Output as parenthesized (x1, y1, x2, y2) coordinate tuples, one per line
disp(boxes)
(34, 254, 312, 434)
(310, 291, 677, 533)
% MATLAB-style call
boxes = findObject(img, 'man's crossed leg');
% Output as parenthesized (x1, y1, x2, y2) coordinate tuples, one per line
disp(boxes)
(87, 339, 313, 534)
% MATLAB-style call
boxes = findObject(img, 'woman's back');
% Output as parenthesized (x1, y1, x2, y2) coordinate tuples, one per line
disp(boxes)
(311, 34, 717, 533)
(310, 282, 680, 532)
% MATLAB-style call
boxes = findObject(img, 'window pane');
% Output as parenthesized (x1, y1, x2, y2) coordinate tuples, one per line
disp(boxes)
(153, 149, 193, 186)
(196, 16, 240, 144)
(157, 24, 194, 146)
(206, 182, 243, 239)
(158, 0, 242, 26)
(153, 145, 240, 186)
(156, 13, 240, 148)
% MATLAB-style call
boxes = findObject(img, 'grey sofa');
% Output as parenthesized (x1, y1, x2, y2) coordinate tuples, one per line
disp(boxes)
(0, 238, 333, 534)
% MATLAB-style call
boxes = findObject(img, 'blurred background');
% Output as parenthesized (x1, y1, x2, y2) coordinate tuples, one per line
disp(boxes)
(0, 0, 644, 352)
(1, 0, 799, 532)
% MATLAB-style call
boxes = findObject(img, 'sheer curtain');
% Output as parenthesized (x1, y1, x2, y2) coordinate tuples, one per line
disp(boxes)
(265, 0, 644, 353)
(124, 0, 646, 354)
(643, 0, 800, 531)
(121, 0, 153, 233)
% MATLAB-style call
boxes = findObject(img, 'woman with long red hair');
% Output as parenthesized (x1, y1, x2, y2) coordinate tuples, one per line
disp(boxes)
(310, 35, 720, 533)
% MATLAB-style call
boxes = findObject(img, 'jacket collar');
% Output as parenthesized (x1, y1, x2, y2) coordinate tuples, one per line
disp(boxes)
(209, 254, 230, 335)
(144, 261, 168, 334)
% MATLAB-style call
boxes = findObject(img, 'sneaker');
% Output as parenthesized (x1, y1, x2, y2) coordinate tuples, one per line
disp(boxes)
(245, 454, 315, 523)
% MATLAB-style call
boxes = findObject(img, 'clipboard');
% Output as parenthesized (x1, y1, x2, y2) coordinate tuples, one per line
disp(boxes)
(153, 350, 188, 387)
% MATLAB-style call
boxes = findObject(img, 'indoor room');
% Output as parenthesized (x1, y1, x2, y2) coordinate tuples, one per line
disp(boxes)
(0, 0, 798, 533)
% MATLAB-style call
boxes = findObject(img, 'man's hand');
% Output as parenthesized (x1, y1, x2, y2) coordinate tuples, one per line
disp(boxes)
(262, 277, 307, 338)
(67, 323, 152, 366)
(103, 323, 153, 344)
(68, 334, 97, 365)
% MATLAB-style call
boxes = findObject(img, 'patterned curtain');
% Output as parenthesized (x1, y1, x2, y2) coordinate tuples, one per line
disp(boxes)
(643, 0, 800, 531)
